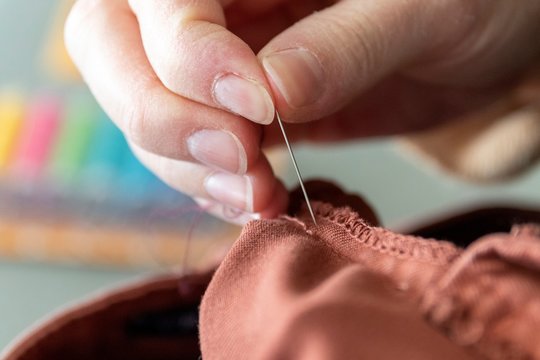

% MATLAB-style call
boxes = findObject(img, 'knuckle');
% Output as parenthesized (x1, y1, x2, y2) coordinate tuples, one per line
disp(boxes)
(150, 21, 221, 96)
(121, 92, 149, 146)
(322, 8, 384, 81)
(64, 0, 109, 65)
(65, 0, 105, 36)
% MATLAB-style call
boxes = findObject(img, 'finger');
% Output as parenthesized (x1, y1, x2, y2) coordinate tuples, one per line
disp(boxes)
(261, 75, 505, 147)
(194, 198, 260, 226)
(128, 0, 275, 124)
(194, 183, 288, 225)
(65, 0, 261, 174)
(258, 0, 473, 123)
(130, 142, 288, 217)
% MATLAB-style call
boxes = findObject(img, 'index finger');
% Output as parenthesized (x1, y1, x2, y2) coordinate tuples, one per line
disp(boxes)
(128, 0, 275, 124)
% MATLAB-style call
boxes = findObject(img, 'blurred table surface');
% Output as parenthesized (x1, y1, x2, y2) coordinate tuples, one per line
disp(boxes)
(2, 0, 540, 351)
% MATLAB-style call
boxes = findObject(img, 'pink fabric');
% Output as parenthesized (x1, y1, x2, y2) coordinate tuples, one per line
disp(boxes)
(4, 182, 540, 359)
(200, 182, 540, 359)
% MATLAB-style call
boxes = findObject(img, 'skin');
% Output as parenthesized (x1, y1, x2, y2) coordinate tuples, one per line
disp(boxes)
(65, 0, 540, 224)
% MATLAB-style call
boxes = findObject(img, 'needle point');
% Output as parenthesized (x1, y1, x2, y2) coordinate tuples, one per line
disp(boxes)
(275, 111, 317, 225)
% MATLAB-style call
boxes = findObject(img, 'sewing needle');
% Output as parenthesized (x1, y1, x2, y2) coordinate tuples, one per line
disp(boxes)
(275, 111, 317, 225)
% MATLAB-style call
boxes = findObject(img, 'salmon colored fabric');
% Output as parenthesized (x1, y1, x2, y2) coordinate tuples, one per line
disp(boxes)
(200, 182, 540, 359)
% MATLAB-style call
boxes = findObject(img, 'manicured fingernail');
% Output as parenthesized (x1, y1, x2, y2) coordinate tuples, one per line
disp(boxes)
(221, 205, 261, 225)
(263, 48, 324, 108)
(213, 74, 275, 125)
(187, 130, 247, 174)
(194, 197, 261, 225)
(204, 173, 253, 212)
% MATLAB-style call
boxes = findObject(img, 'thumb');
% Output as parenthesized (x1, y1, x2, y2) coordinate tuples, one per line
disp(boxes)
(258, 0, 475, 123)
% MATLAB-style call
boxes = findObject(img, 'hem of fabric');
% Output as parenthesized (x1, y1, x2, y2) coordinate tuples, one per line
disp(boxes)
(300, 201, 463, 265)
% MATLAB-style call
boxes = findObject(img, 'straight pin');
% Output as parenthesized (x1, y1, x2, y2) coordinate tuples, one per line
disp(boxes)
(275, 111, 317, 225)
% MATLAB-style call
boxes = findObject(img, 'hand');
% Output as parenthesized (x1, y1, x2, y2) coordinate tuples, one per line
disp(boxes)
(65, 0, 540, 223)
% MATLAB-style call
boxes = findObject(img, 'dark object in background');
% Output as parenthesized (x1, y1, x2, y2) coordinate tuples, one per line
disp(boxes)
(410, 206, 540, 247)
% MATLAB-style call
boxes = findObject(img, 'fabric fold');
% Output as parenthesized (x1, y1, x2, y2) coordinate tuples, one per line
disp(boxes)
(200, 181, 540, 360)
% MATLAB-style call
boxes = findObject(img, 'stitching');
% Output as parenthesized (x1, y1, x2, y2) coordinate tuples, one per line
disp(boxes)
(280, 216, 352, 262)
(309, 201, 462, 265)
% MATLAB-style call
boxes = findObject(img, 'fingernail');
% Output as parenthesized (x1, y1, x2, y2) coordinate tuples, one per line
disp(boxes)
(263, 48, 324, 108)
(221, 205, 261, 225)
(213, 74, 275, 125)
(187, 130, 247, 174)
(194, 197, 261, 225)
(204, 173, 253, 212)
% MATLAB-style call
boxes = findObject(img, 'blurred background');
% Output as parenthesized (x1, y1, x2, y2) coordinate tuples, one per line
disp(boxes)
(1, 0, 540, 351)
